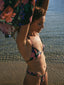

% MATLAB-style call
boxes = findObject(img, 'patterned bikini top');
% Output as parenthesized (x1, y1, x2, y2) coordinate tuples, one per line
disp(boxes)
(0, 0, 37, 26)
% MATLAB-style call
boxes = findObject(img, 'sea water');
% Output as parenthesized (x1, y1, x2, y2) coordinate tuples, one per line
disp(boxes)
(0, 0, 64, 62)
(40, 0, 64, 59)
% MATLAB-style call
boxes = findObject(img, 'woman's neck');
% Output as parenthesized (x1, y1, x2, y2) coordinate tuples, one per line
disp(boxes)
(28, 31, 39, 36)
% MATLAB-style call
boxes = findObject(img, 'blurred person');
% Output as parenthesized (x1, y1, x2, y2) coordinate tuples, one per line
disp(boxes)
(16, 0, 49, 85)
(0, 0, 49, 85)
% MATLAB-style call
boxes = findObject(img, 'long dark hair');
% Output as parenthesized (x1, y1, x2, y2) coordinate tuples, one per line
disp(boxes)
(32, 0, 49, 22)
(36, 0, 44, 7)
(35, 0, 49, 13)
(32, 7, 45, 22)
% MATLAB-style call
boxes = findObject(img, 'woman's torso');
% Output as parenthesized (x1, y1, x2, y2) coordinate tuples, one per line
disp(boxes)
(27, 34, 46, 74)
(16, 30, 46, 74)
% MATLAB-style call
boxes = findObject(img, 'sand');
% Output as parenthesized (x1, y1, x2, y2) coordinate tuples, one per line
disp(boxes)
(0, 61, 64, 85)
(0, 61, 27, 85)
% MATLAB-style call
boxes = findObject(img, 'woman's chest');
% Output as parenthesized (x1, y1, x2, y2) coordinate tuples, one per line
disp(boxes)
(30, 36, 43, 51)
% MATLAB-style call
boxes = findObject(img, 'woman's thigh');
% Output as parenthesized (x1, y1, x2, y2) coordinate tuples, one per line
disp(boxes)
(23, 73, 41, 85)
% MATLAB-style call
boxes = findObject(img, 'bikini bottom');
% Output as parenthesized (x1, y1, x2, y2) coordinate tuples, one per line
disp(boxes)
(27, 68, 47, 82)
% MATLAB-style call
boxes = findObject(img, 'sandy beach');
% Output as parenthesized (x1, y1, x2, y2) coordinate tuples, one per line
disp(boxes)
(0, 61, 64, 85)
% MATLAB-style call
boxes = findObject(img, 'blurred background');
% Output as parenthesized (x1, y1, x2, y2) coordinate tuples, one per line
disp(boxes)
(0, 0, 64, 85)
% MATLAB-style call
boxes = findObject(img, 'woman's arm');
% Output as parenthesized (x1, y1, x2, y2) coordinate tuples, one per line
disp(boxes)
(16, 23, 30, 47)
(42, 0, 49, 10)
(16, 23, 32, 59)
(20, 24, 30, 45)
(42, 0, 49, 15)
(36, 0, 49, 16)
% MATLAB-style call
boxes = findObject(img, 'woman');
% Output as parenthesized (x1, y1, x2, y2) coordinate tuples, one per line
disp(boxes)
(16, 0, 49, 85)
(0, 0, 49, 85)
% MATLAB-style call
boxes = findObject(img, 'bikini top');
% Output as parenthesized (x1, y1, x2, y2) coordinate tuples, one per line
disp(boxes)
(30, 46, 42, 61)
(27, 45, 45, 62)
(26, 46, 41, 62)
